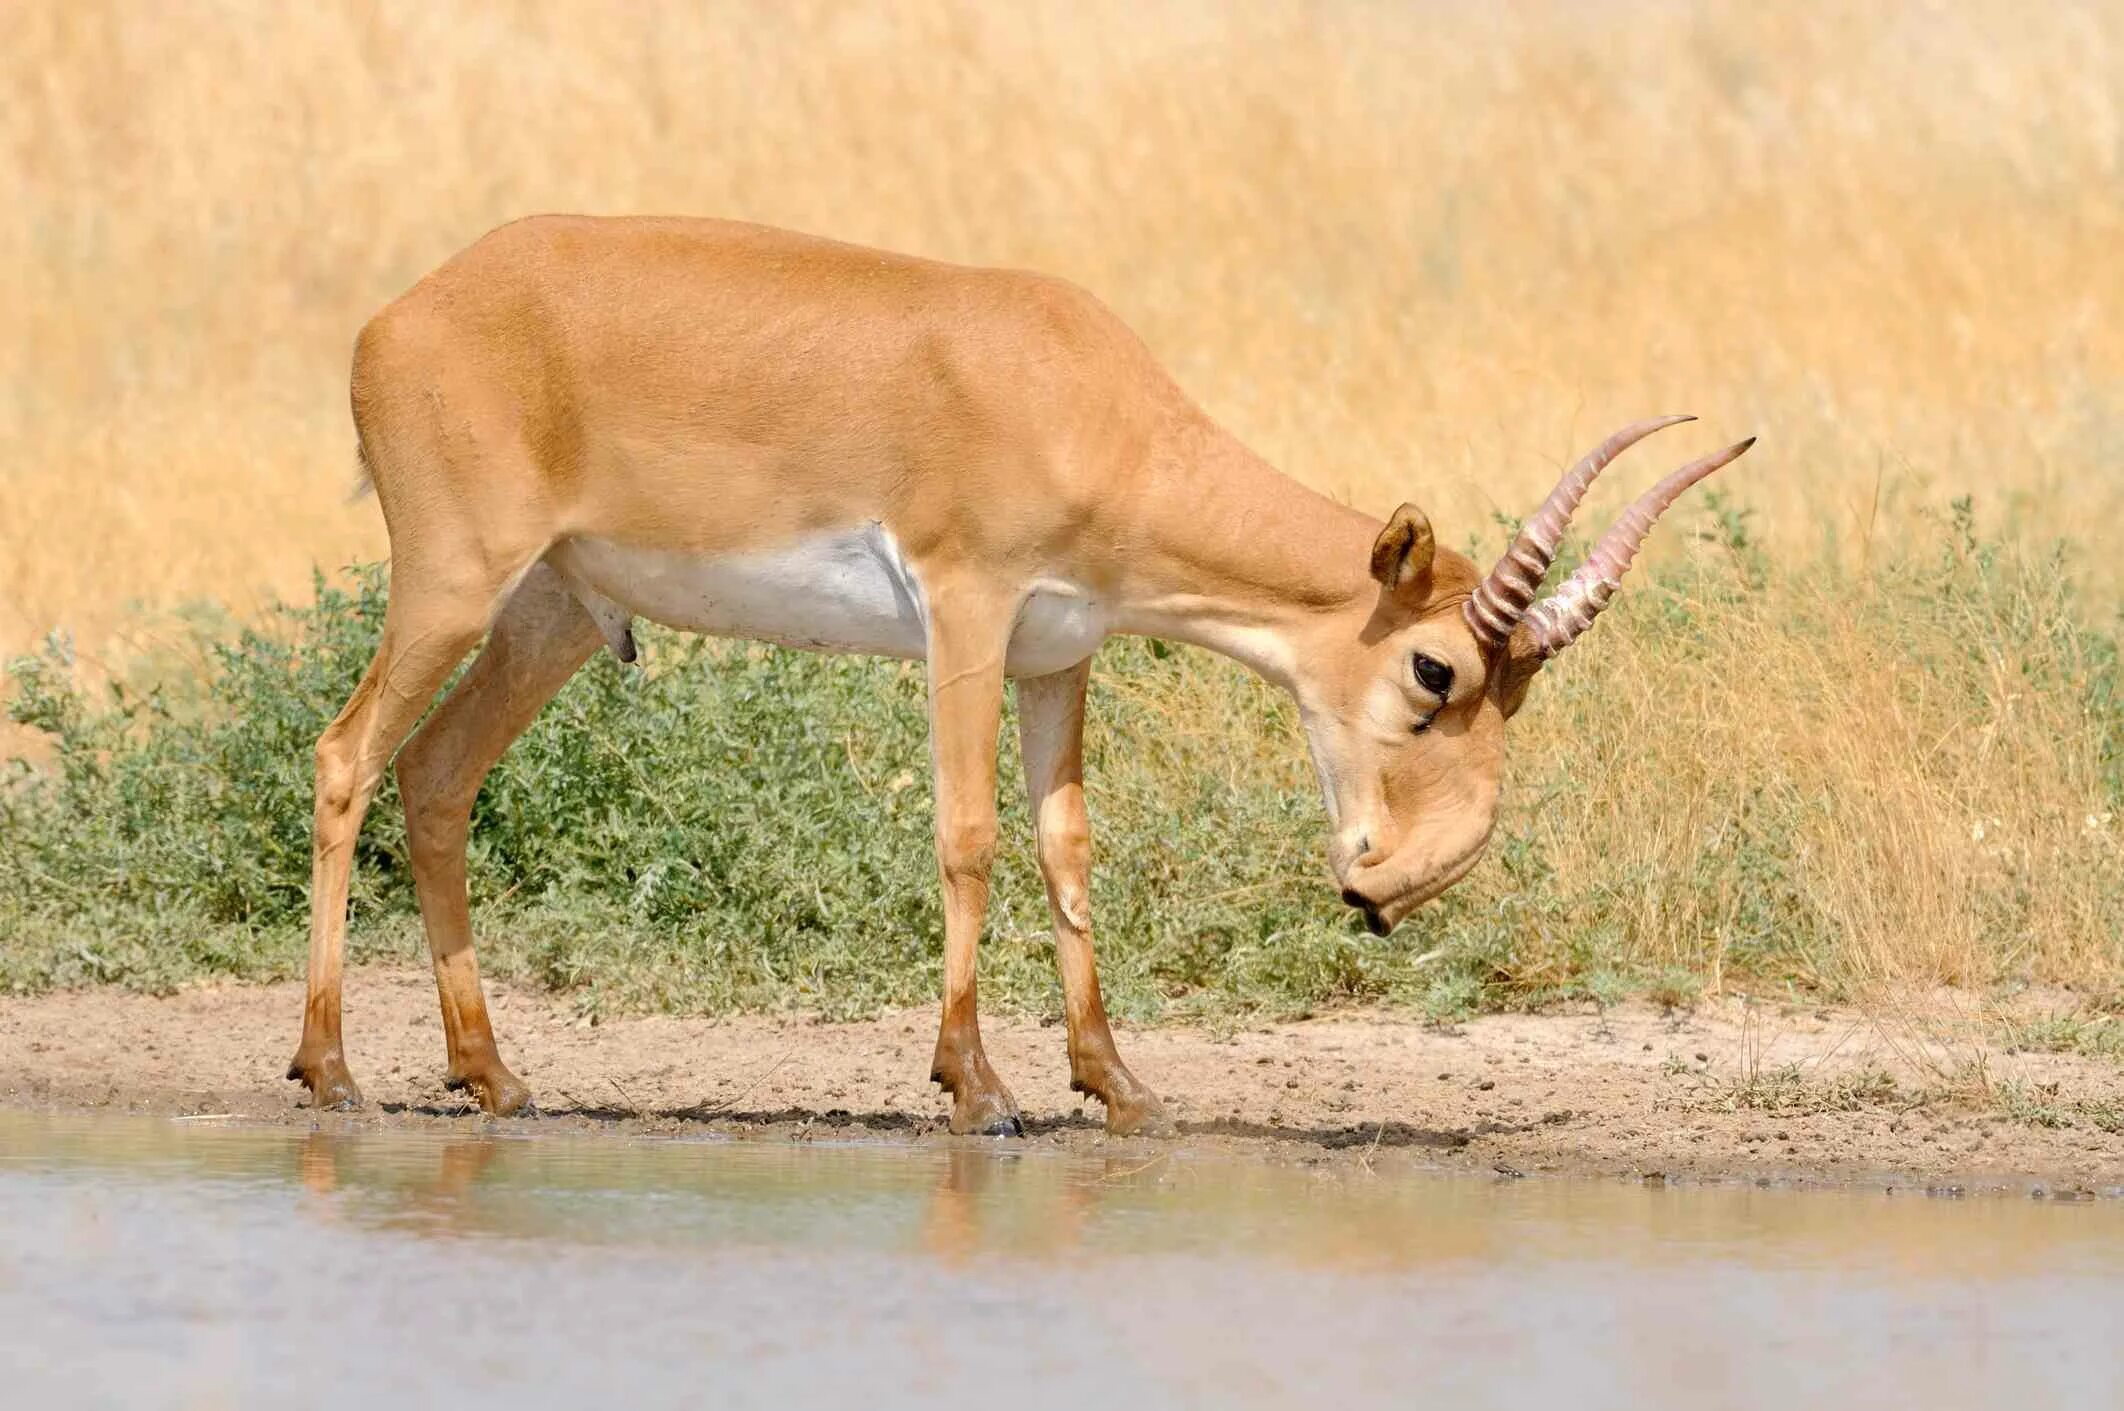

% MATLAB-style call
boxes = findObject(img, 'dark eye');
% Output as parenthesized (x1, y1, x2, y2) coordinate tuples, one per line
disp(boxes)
(1412, 652, 1454, 697)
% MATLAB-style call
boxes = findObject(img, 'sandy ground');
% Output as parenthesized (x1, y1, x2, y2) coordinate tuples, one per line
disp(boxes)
(2, 966, 2117, 1195)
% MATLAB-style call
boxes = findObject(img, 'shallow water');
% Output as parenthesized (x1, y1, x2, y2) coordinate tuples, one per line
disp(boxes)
(1, 1112, 2119, 1410)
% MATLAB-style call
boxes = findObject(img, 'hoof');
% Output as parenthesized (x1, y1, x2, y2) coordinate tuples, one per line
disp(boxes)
(935, 1049, 1023, 1137)
(287, 1053, 363, 1111)
(444, 1062, 533, 1117)
(1105, 1098, 1176, 1139)
(944, 1088, 1023, 1137)
(1074, 1070, 1174, 1137)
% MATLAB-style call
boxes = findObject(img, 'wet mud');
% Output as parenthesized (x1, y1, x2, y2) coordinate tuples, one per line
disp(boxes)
(1, 966, 2118, 1195)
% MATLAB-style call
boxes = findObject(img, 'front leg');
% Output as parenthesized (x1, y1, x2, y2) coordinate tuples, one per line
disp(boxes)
(924, 582, 1022, 1136)
(1018, 660, 1172, 1136)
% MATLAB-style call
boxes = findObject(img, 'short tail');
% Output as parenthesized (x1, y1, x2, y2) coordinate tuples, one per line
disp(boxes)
(347, 438, 376, 502)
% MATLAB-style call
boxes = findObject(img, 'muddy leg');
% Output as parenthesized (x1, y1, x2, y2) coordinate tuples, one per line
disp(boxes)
(1018, 661, 1171, 1136)
(924, 585, 1021, 1136)
(394, 564, 601, 1116)
(288, 595, 495, 1109)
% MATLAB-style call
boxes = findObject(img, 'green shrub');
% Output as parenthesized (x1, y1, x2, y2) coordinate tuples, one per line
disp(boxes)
(4, 509, 2120, 1018)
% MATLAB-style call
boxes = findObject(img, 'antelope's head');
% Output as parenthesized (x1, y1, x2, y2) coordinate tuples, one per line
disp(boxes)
(1301, 418, 1755, 934)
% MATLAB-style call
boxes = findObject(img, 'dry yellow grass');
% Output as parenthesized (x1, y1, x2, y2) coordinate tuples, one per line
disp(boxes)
(3, 1, 2120, 998)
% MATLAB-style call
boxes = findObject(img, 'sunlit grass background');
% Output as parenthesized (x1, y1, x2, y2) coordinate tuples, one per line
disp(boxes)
(3, 1, 2120, 1013)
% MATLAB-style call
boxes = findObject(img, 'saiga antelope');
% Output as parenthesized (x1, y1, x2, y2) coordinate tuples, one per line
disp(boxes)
(289, 216, 1752, 1136)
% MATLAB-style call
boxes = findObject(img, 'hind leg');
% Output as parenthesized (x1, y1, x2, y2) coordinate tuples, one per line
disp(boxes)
(394, 563, 603, 1115)
(1018, 661, 1170, 1135)
(288, 578, 503, 1109)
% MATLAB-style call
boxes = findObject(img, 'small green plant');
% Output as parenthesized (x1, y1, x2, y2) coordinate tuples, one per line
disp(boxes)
(1992, 1079, 2122, 1134)
(1679, 1061, 1902, 1115)
(2004, 1011, 2124, 1060)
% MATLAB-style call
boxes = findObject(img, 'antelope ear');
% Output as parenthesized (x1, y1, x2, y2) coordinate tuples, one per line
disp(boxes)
(1369, 503, 1435, 592)
(1492, 623, 1547, 719)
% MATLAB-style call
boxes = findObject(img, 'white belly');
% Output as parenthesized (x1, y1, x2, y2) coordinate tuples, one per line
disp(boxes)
(546, 525, 1108, 678)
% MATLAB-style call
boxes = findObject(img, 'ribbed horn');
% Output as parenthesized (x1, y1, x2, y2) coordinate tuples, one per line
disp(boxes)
(1463, 416, 1695, 651)
(1522, 437, 1758, 657)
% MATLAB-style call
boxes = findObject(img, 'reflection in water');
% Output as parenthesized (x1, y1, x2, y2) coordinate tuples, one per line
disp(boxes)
(1, 1111, 2120, 1410)
(19, 1112, 2114, 1277)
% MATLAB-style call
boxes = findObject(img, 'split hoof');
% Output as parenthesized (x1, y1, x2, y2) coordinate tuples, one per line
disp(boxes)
(287, 1053, 364, 1111)
(444, 1061, 534, 1117)
(1075, 1072, 1174, 1137)
(1104, 1095, 1176, 1139)
(943, 1085, 1024, 1138)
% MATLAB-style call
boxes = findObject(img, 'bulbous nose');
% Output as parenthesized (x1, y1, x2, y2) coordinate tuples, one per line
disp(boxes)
(1331, 831, 1376, 879)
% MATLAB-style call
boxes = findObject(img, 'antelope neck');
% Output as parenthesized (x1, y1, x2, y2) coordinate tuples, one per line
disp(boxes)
(1111, 426, 1378, 695)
